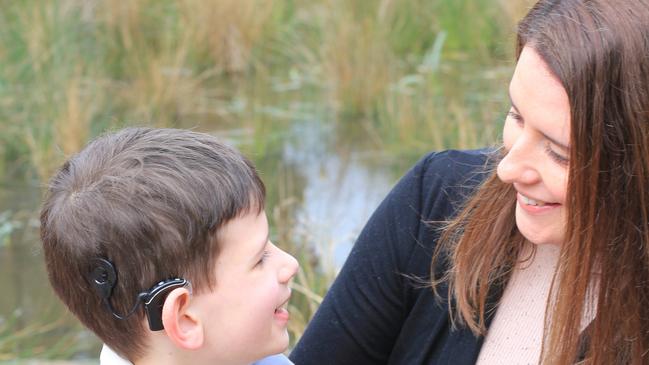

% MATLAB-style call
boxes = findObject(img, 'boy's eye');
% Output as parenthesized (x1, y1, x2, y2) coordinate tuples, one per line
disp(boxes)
(256, 251, 271, 267)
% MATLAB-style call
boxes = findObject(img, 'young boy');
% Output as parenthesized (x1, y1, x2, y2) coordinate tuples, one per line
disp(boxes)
(40, 128, 298, 365)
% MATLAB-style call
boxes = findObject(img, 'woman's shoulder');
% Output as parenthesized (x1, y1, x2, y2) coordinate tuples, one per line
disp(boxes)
(418, 148, 493, 184)
(366, 148, 493, 271)
(393, 148, 493, 221)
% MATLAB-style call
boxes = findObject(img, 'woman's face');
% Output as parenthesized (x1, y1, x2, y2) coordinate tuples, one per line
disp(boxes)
(497, 46, 570, 246)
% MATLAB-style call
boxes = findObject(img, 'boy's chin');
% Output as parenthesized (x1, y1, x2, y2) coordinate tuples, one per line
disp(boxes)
(260, 330, 290, 359)
(270, 330, 291, 353)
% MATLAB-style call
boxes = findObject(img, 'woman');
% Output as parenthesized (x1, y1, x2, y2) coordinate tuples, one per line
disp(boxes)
(290, 0, 649, 364)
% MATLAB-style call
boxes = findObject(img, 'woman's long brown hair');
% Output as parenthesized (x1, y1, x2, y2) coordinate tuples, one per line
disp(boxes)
(433, 0, 649, 363)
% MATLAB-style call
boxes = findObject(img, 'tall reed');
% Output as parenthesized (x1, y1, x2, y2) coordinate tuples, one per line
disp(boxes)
(0, 0, 532, 181)
(0, 0, 535, 359)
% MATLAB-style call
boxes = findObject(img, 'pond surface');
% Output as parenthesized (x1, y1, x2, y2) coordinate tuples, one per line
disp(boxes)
(0, 111, 416, 360)
(0, 38, 513, 360)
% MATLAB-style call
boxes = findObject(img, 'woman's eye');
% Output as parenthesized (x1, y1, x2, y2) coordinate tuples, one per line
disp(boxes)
(544, 143, 569, 166)
(507, 109, 523, 125)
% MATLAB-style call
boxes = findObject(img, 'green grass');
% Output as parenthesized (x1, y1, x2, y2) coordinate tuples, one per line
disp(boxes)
(0, 310, 99, 360)
(0, 210, 101, 360)
(0, 0, 536, 359)
(0, 0, 534, 181)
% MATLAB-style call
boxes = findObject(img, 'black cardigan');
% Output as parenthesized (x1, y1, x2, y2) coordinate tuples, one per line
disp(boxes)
(290, 150, 494, 365)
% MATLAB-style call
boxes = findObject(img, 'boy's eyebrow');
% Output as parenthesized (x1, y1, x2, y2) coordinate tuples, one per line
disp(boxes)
(254, 231, 270, 259)
(508, 93, 570, 151)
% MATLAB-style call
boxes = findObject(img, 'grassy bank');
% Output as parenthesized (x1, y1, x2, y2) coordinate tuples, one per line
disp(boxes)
(0, 0, 533, 181)
(0, 0, 534, 359)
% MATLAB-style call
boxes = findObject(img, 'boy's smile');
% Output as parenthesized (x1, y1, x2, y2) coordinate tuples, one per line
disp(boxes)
(190, 210, 299, 364)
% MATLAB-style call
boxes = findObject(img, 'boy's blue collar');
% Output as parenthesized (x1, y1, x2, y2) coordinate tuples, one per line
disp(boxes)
(252, 354, 295, 365)
(100, 345, 294, 365)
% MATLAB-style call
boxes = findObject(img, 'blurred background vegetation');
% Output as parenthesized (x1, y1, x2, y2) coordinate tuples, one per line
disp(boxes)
(0, 0, 534, 361)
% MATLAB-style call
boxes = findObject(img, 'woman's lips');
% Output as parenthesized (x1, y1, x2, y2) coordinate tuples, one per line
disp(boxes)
(517, 192, 560, 214)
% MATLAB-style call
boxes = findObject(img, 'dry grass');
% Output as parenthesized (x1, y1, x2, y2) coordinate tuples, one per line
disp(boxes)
(320, 0, 396, 116)
(1, 0, 532, 359)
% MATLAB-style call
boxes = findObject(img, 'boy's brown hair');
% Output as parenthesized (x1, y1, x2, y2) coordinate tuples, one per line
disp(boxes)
(40, 128, 265, 360)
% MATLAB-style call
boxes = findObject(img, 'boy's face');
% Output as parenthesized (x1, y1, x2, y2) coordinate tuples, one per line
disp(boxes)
(193, 210, 299, 364)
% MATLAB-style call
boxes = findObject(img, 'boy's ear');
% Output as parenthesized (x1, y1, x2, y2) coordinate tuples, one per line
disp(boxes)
(161, 288, 204, 350)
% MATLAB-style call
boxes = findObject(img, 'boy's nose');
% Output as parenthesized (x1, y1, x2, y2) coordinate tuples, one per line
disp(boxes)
(279, 251, 299, 284)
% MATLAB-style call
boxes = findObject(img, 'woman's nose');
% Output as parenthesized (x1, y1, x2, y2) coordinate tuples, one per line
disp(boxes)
(497, 141, 541, 185)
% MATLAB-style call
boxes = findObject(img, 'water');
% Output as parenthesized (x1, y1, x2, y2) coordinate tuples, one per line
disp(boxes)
(0, 30, 512, 360)
(0, 113, 415, 360)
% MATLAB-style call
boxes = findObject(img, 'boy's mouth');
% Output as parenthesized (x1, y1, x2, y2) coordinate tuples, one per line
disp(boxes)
(274, 295, 291, 323)
(275, 297, 290, 314)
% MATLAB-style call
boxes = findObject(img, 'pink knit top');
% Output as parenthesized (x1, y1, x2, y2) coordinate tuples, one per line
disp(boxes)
(476, 243, 561, 365)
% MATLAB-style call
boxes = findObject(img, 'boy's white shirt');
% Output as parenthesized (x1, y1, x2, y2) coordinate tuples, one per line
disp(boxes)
(100, 345, 130, 365)
(99, 344, 294, 365)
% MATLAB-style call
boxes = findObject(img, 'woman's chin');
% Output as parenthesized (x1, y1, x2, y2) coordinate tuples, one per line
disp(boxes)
(515, 205, 565, 245)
